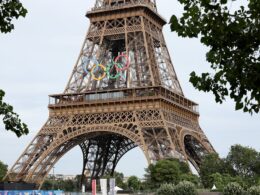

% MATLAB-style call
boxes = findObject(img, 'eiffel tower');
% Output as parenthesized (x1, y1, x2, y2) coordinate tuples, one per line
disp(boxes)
(4, 0, 215, 189)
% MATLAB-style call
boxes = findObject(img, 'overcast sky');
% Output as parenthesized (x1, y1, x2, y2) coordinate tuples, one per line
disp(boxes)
(0, 0, 259, 178)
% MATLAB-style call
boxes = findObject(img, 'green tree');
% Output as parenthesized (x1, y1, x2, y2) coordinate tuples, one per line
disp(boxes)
(210, 173, 244, 191)
(0, 0, 27, 33)
(113, 172, 127, 189)
(41, 178, 78, 191)
(226, 144, 260, 185)
(180, 174, 200, 187)
(0, 161, 8, 181)
(174, 181, 198, 195)
(145, 158, 193, 188)
(63, 179, 76, 192)
(143, 165, 153, 189)
(74, 175, 83, 191)
(41, 179, 53, 190)
(210, 173, 225, 190)
(170, 0, 260, 113)
(200, 153, 234, 188)
(127, 176, 141, 191)
(200, 145, 260, 188)
(0, 89, 29, 137)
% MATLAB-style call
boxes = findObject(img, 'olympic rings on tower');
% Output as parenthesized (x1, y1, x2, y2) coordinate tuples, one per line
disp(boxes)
(82, 54, 130, 81)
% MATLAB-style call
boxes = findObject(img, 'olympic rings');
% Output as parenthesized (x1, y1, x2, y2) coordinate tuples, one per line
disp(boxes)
(90, 64, 106, 81)
(82, 54, 130, 81)
(105, 62, 121, 79)
(115, 54, 130, 71)
(82, 57, 99, 75)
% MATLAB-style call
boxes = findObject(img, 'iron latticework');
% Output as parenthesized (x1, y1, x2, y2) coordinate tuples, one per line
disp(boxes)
(4, 0, 215, 189)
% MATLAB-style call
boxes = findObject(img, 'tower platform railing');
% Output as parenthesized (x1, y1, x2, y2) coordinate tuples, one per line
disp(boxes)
(91, 0, 157, 12)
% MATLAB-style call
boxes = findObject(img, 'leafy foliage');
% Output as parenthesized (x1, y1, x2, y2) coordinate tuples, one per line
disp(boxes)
(0, 0, 27, 33)
(156, 183, 175, 195)
(127, 176, 141, 191)
(41, 178, 78, 191)
(170, 0, 260, 113)
(200, 145, 260, 189)
(248, 185, 260, 195)
(0, 89, 29, 137)
(41, 174, 89, 192)
(180, 173, 200, 186)
(223, 182, 244, 195)
(226, 145, 260, 186)
(200, 153, 234, 188)
(146, 159, 179, 186)
(41, 179, 53, 190)
(144, 158, 199, 189)
(0, 1, 28, 136)
(174, 181, 198, 195)
(156, 181, 197, 195)
(0, 161, 8, 181)
(113, 172, 127, 189)
(210, 173, 244, 191)
(227, 145, 260, 177)
(209, 173, 226, 191)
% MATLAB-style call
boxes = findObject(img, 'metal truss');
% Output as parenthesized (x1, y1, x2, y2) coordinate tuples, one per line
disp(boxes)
(4, 0, 215, 189)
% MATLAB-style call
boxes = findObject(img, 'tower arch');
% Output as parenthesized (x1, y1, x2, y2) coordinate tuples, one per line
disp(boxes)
(181, 132, 213, 171)
(22, 125, 146, 186)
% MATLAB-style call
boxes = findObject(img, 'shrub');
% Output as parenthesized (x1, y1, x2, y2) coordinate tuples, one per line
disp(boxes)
(223, 182, 244, 195)
(180, 173, 200, 186)
(156, 183, 175, 195)
(174, 181, 198, 195)
(248, 186, 260, 195)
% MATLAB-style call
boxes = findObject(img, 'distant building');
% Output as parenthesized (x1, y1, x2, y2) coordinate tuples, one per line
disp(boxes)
(47, 174, 76, 180)
(63, 175, 76, 180)
(123, 177, 130, 183)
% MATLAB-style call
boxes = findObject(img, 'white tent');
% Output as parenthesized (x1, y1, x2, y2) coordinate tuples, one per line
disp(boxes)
(114, 186, 123, 191)
(212, 184, 217, 190)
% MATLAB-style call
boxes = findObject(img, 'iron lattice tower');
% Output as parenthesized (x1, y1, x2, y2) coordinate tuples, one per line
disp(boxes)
(5, 0, 215, 188)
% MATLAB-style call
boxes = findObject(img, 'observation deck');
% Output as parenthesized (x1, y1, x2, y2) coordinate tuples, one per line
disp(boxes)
(86, 0, 166, 25)
(49, 86, 199, 115)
